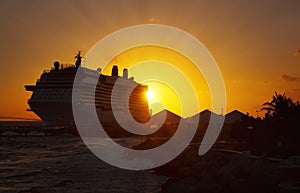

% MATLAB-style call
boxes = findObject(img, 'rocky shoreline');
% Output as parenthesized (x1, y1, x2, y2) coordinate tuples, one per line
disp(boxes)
(160, 151, 282, 193)
(134, 138, 299, 193)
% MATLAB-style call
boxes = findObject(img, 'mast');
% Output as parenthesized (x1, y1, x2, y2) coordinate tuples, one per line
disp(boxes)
(75, 51, 82, 68)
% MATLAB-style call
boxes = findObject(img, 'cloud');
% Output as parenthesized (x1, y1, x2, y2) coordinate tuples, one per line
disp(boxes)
(148, 18, 160, 23)
(293, 48, 300, 56)
(281, 74, 299, 82)
(262, 81, 269, 85)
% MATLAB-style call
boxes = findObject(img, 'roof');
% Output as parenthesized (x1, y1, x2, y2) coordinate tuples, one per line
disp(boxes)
(188, 109, 223, 124)
(224, 110, 247, 124)
(150, 109, 248, 125)
(152, 109, 181, 123)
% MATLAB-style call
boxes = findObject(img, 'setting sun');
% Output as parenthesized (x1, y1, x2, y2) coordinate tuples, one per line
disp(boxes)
(96, 45, 212, 117)
(146, 91, 154, 101)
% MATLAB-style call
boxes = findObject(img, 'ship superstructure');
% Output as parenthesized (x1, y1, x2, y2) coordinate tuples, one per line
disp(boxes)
(25, 52, 150, 128)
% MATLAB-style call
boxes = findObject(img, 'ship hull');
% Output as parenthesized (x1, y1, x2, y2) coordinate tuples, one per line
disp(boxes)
(28, 101, 73, 126)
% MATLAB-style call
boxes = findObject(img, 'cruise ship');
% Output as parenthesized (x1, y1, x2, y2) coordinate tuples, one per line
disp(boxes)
(25, 52, 151, 133)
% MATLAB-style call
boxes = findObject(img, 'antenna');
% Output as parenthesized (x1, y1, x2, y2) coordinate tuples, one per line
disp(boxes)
(75, 51, 82, 68)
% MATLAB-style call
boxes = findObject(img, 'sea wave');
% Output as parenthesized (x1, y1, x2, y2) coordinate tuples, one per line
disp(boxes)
(0, 136, 166, 193)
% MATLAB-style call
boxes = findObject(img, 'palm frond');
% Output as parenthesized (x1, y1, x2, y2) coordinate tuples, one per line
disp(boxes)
(261, 107, 274, 111)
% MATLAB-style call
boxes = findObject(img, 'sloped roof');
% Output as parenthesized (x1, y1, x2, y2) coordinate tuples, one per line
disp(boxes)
(152, 109, 181, 123)
(190, 109, 222, 124)
(151, 109, 247, 124)
(224, 110, 247, 124)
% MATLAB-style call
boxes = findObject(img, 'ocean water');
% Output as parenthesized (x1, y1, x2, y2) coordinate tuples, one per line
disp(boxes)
(0, 136, 167, 193)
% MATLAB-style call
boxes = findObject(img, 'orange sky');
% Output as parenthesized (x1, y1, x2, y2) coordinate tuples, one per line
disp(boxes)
(0, 0, 300, 119)
(103, 45, 212, 117)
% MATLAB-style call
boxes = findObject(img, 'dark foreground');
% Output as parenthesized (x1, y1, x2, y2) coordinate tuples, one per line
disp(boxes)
(136, 138, 300, 193)
(1, 136, 299, 193)
(0, 136, 167, 193)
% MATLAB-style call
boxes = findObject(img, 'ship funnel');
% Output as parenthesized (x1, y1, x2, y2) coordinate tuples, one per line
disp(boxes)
(122, 68, 128, 79)
(112, 65, 118, 76)
(54, 61, 60, 70)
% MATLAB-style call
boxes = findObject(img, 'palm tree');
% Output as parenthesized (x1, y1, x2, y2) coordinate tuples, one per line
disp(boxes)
(261, 92, 293, 118)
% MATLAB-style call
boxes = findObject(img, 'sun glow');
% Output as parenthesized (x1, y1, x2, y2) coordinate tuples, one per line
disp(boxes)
(146, 91, 154, 101)
(100, 45, 212, 117)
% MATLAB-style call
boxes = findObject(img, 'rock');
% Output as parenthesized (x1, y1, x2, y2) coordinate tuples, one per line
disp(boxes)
(160, 151, 281, 193)
(54, 180, 73, 187)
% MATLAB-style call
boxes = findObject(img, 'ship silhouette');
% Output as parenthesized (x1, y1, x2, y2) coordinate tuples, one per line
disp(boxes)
(25, 52, 151, 136)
